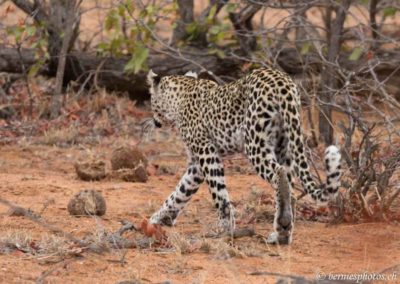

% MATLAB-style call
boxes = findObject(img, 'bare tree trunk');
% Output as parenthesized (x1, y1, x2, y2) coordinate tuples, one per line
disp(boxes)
(11, 0, 80, 77)
(229, 3, 261, 55)
(318, 0, 352, 145)
(50, 0, 80, 118)
(170, 0, 194, 46)
(369, 0, 380, 50)
(195, 0, 228, 47)
(48, 0, 80, 75)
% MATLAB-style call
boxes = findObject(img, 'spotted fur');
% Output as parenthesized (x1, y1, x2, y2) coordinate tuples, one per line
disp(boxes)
(147, 68, 342, 244)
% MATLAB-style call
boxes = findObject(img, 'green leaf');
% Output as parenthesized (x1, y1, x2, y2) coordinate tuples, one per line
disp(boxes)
(349, 47, 363, 61)
(209, 48, 226, 59)
(28, 63, 41, 77)
(26, 26, 36, 37)
(124, 1, 134, 13)
(300, 42, 312, 55)
(14, 26, 25, 42)
(96, 42, 109, 54)
(146, 4, 155, 15)
(209, 25, 220, 35)
(39, 38, 47, 48)
(117, 5, 125, 17)
(215, 31, 226, 43)
(105, 10, 120, 31)
(124, 57, 134, 71)
(225, 3, 237, 13)
(215, 49, 226, 59)
(383, 7, 397, 17)
(322, 46, 328, 56)
(125, 46, 149, 74)
(186, 21, 201, 41)
(186, 22, 198, 34)
(207, 5, 217, 23)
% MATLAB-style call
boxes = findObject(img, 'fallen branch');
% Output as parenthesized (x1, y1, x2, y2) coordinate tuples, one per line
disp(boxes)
(0, 198, 88, 247)
(0, 198, 139, 252)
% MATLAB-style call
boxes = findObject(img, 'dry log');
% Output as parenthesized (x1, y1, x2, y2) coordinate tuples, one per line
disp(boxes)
(2, 45, 400, 102)
(0, 46, 239, 101)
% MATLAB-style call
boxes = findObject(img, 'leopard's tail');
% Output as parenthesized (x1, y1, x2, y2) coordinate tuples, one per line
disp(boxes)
(290, 131, 342, 203)
(281, 89, 342, 204)
(323, 145, 342, 198)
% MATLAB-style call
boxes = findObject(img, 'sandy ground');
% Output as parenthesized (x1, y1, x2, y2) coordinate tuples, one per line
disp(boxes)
(0, 133, 400, 284)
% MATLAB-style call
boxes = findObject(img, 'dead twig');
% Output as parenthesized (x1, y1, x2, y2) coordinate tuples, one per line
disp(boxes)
(105, 220, 138, 249)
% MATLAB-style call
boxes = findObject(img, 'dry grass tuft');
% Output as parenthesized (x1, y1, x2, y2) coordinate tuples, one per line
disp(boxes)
(237, 185, 275, 224)
(0, 230, 69, 256)
(0, 230, 34, 254)
(213, 240, 244, 260)
(168, 232, 192, 255)
(237, 242, 265, 257)
(37, 234, 70, 255)
(37, 125, 81, 146)
(199, 239, 212, 253)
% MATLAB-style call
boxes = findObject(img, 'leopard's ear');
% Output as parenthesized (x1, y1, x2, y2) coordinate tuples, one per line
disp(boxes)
(147, 69, 161, 88)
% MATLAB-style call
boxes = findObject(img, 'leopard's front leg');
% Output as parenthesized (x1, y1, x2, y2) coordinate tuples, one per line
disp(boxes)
(196, 143, 235, 232)
(150, 161, 204, 226)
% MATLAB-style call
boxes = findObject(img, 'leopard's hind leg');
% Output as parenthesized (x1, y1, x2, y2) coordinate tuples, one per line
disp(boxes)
(244, 105, 294, 245)
(274, 117, 297, 232)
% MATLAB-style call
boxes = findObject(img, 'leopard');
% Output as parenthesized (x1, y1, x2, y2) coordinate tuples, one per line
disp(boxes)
(146, 67, 342, 244)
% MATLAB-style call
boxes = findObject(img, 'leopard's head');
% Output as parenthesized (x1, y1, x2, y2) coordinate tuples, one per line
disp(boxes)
(147, 70, 179, 128)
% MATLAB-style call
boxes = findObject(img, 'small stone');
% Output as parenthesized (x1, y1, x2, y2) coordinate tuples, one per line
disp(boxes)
(116, 169, 136, 182)
(67, 189, 106, 216)
(75, 160, 106, 181)
(133, 165, 148, 182)
(111, 146, 148, 171)
(115, 164, 148, 183)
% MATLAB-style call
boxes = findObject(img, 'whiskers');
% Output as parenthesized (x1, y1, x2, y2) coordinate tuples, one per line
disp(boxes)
(140, 118, 155, 143)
